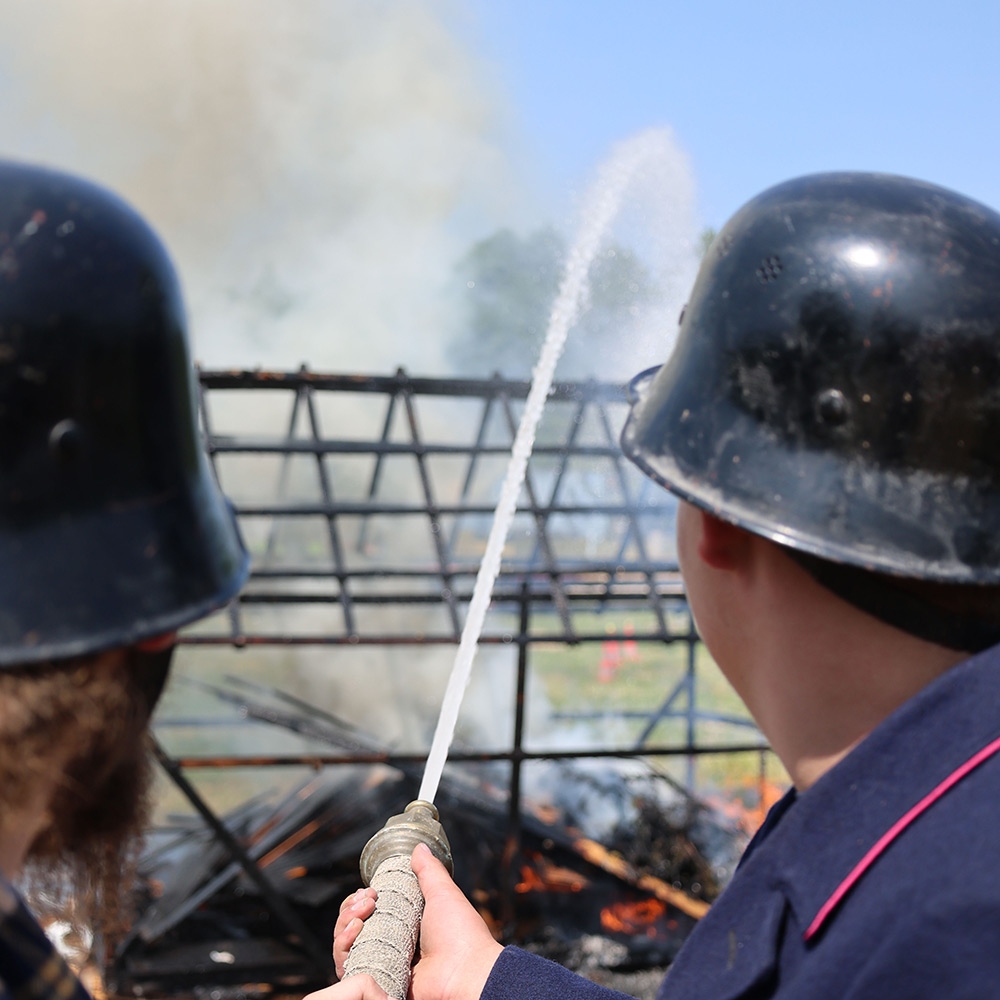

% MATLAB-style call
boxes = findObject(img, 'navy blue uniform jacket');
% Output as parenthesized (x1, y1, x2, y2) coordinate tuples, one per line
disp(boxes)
(481, 645, 1000, 999)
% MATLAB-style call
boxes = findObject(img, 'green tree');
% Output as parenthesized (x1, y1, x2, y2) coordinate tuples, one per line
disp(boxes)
(449, 226, 655, 380)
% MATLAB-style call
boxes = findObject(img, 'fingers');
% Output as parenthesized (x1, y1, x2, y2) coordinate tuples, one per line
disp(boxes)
(410, 842, 454, 896)
(334, 888, 377, 979)
(337, 888, 377, 925)
(304, 973, 388, 1000)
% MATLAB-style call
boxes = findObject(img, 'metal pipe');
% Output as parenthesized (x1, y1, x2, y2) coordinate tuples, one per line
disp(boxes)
(166, 743, 771, 769)
(500, 585, 530, 931)
(234, 500, 667, 516)
(178, 630, 695, 647)
(198, 368, 625, 403)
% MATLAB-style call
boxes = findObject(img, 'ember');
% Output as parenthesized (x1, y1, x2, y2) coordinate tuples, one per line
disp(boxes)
(515, 852, 589, 894)
(105, 678, 743, 999)
(600, 899, 668, 936)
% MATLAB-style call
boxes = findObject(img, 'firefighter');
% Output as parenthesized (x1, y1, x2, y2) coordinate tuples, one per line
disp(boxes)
(326, 172, 1000, 999)
(0, 160, 248, 998)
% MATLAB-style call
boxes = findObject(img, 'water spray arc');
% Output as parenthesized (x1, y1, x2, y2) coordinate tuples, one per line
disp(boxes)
(343, 129, 679, 999)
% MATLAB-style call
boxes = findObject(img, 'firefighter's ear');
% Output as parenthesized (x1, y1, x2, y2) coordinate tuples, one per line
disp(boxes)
(697, 510, 752, 571)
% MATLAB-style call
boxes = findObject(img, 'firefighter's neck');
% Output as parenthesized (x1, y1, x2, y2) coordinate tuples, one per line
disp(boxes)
(753, 563, 963, 791)
(680, 506, 965, 792)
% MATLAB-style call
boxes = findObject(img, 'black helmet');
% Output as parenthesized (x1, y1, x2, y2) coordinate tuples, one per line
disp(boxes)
(622, 171, 1000, 585)
(0, 160, 249, 666)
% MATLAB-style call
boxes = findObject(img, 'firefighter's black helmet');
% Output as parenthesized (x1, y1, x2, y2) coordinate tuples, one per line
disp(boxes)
(621, 171, 1000, 584)
(0, 160, 249, 666)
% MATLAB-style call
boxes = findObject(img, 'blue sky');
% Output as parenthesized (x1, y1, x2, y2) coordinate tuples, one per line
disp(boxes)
(469, 1, 1000, 230)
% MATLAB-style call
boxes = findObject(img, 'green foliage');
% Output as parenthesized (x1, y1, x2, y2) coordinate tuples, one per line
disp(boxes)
(449, 226, 655, 379)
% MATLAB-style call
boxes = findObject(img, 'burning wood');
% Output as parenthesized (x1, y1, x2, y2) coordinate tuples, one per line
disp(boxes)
(572, 837, 709, 920)
(515, 852, 589, 894)
(108, 681, 744, 998)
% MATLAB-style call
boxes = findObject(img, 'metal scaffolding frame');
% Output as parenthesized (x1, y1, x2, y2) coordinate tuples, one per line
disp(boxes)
(138, 367, 772, 988)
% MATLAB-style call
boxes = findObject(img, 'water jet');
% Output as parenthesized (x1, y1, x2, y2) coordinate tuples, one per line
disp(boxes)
(343, 128, 690, 999)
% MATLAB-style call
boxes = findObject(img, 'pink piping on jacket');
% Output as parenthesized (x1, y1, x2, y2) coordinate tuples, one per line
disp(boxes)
(804, 732, 1000, 941)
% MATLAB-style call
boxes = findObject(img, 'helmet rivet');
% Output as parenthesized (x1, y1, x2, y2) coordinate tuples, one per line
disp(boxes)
(48, 419, 83, 463)
(816, 388, 849, 426)
(756, 255, 784, 283)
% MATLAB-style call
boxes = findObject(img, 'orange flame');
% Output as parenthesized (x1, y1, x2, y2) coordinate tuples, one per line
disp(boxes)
(600, 898, 668, 936)
(706, 775, 788, 835)
(514, 852, 589, 894)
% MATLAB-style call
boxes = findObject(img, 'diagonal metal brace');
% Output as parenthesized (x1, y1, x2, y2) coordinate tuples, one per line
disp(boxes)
(151, 738, 333, 978)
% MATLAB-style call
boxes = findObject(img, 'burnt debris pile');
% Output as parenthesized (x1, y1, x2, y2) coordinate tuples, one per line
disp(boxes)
(108, 681, 742, 999)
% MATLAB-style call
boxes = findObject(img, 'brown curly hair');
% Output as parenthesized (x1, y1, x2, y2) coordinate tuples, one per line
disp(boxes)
(1, 645, 171, 936)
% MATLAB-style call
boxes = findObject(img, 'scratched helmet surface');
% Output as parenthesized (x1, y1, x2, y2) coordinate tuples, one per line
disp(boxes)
(0, 160, 249, 666)
(621, 171, 1000, 582)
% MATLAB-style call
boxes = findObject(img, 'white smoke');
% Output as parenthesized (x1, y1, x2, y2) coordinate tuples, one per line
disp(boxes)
(0, 4, 707, 812)
(0, 0, 518, 372)
(585, 127, 700, 381)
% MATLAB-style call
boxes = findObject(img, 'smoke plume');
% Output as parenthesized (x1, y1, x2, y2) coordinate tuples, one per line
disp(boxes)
(0, 0, 517, 371)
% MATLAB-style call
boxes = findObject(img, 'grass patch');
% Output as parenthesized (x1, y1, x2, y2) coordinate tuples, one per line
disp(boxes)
(526, 610, 789, 802)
